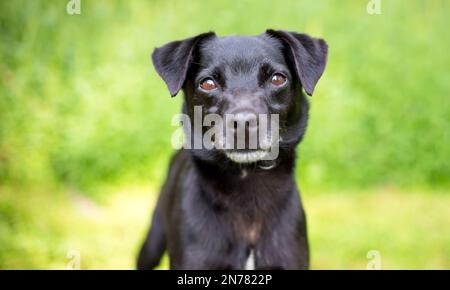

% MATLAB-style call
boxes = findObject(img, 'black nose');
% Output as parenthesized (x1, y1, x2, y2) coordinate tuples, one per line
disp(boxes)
(226, 111, 258, 131)
(225, 111, 259, 150)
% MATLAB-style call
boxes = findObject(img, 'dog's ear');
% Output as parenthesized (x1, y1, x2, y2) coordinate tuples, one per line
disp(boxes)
(152, 32, 216, 97)
(266, 29, 328, 96)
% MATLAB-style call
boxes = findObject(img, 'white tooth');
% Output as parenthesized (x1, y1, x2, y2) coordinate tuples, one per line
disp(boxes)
(225, 150, 268, 163)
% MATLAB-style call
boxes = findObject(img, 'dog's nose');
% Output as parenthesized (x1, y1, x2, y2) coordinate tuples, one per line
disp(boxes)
(225, 110, 259, 150)
(226, 111, 258, 132)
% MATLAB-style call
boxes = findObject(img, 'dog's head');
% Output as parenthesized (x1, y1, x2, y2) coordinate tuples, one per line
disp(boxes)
(152, 30, 328, 165)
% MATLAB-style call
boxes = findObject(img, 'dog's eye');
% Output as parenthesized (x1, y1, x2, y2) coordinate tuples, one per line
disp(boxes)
(199, 78, 218, 91)
(271, 73, 287, 86)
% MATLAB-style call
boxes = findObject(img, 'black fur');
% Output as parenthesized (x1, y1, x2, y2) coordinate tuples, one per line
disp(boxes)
(137, 30, 328, 270)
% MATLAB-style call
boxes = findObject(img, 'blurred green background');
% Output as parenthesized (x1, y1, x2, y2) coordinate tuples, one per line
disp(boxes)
(0, 0, 449, 269)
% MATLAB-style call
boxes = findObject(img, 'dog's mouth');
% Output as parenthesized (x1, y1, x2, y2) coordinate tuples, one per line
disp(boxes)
(216, 131, 280, 164)
(224, 149, 270, 164)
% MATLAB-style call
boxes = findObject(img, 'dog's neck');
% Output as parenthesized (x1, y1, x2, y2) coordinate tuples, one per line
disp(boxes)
(190, 148, 298, 214)
(190, 149, 298, 247)
(191, 148, 296, 181)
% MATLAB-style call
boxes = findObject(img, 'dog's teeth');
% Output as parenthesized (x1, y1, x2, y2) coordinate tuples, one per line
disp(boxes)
(225, 150, 268, 163)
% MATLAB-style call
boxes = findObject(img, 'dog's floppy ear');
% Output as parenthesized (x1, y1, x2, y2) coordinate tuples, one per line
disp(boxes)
(266, 29, 328, 96)
(152, 32, 216, 97)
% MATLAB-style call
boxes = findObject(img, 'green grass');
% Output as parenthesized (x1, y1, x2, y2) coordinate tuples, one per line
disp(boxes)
(306, 189, 450, 269)
(1, 185, 449, 269)
(0, 0, 449, 190)
(0, 0, 449, 269)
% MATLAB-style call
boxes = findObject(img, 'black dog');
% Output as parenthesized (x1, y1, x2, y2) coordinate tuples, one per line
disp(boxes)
(137, 30, 328, 270)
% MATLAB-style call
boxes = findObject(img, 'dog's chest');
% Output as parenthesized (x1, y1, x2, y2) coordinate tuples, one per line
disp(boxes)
(233, 217, 262, 245)
(201, 168, 290, 247)
(224, 177, 275, 245)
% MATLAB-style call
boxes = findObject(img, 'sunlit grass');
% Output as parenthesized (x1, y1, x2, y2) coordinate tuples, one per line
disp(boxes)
(306, 188, 450, 269)
(1, 185, 448, 269)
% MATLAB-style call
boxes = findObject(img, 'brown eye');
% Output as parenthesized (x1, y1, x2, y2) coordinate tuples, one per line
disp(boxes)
(200, 78, 218, 91)
(271, 73, 287, 86)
